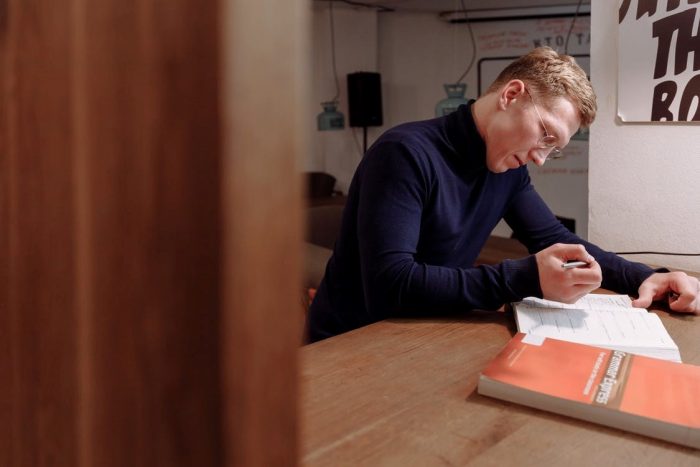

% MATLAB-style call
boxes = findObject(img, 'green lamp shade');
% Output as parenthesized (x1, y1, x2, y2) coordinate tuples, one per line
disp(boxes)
(435, 83, 469, 117)
(317, 101, 345, 131)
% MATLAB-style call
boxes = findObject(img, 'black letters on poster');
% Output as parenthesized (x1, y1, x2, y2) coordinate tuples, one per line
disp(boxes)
(619, 2, 700, 121)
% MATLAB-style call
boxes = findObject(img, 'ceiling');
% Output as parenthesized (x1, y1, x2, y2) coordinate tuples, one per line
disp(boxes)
(327, 0, 590, 13)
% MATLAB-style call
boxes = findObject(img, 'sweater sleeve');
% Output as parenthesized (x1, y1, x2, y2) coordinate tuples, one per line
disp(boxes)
(503, 173, 656, 295)
(356, 142, 542, 316)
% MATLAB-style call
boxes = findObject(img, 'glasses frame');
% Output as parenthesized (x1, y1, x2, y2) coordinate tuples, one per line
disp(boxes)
(525, 88, 563, 160)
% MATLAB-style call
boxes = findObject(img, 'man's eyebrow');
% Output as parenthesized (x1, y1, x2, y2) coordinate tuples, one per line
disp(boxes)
(546, 119, 565, 143)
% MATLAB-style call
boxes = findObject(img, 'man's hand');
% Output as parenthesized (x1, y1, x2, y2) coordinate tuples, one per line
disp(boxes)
(632, 272, 700, 314)
(535, 243, 602, 303)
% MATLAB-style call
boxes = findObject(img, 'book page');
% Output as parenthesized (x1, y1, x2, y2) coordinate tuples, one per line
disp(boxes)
(515, 305, 673, 346)
(519, 294, 633, 310)
(513, 294, 680, 362)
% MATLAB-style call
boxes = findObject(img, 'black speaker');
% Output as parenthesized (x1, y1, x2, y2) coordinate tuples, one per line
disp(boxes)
(347, 72, 383, 127)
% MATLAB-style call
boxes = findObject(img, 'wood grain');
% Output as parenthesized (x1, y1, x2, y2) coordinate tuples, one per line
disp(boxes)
(475, 235, 529, 265)
(1, 0, 305, 465)
(302, 308, 700, 466)
(1, 1, 79, 465)
(301, 247, 700, 466)
(220, 0, 307, 465)
(75, 1, 224, 465)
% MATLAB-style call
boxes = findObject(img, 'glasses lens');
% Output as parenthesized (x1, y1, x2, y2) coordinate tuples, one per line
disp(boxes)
(540, 135, 557, 146)
(527, 88, 564, 161)
(536, 140, 563, 160)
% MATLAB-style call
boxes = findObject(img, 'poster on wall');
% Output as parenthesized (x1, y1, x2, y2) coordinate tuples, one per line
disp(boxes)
(618, 1, 700, 122)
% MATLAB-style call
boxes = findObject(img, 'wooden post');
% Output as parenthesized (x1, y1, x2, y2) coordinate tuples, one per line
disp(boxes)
(0, 0, 305, 465)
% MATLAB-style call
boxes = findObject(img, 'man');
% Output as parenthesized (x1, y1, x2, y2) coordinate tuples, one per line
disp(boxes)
(307, 47, 699, 343)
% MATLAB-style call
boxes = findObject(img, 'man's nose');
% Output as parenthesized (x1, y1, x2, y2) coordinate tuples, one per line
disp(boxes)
(530, 149, 548, 166)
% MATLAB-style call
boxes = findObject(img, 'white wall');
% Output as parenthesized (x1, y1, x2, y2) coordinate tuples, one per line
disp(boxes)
(379, 11, 480, 127)
(589, 1, 700, 272)
(309, 4, 381, 193)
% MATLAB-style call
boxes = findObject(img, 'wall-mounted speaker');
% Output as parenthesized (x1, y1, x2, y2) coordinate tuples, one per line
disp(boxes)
(347, 72, 383, 128)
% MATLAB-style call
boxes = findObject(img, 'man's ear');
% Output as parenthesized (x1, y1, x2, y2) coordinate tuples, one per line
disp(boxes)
(498, 79, 526, 110)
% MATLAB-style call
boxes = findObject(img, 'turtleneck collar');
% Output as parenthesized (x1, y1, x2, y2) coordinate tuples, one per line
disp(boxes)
(444, 100, 487, 171)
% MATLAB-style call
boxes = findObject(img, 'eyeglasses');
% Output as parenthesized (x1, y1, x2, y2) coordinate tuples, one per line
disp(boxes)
(525, 88, 563, 160)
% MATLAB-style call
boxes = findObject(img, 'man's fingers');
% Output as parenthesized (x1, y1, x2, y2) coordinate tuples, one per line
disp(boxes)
(565, 284, 600, 304)
(550, 243, 595, 263)
(669, 293, 696, 312)
(568, 265, 602, 286)
(631, 283, 655, 308)
(566, 260, 602, 289)
(634, 273, 700, 313)
(537, 243, 599, 304)
(631, 295, 652, 309)
(668, 277, 700, 313)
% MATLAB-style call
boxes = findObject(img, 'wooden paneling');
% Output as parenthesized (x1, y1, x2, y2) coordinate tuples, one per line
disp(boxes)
(0, 0, 304, 465)
(1, 1, 79, 465)
(221, 0, 306, 465)
(75, 1, 223, 465)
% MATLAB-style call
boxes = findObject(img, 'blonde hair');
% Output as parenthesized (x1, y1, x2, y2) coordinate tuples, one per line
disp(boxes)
(486, 47, 597, 128)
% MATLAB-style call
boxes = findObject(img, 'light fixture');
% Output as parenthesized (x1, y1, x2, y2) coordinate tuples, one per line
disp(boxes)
(317, 1, 345, 131)
(436, 0, 476, 117)
(436, 83, 469, 117)
(318, 101, 345, 131)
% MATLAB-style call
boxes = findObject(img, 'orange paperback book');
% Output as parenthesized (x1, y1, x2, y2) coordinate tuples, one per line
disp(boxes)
(478, 333, 700, 449)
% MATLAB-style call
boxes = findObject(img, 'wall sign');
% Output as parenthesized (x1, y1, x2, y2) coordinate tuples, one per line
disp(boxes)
(618, 1, 700, 122)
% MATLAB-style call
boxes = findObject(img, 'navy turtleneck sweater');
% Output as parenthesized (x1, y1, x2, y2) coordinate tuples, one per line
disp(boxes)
(307, 102, 655, 342)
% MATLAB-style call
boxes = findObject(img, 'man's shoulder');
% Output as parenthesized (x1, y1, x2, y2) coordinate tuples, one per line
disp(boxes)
(381, 117, 441, 144)
(370, 117, 445, 162)
(358, 123, 443, 187)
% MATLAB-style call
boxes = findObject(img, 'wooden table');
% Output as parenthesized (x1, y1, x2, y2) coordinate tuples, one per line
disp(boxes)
(301, 262, 700, 465)
(474, 235, 529, 266)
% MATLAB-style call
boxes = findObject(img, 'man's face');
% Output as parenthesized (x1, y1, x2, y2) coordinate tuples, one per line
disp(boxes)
(484, 89, 581, 174)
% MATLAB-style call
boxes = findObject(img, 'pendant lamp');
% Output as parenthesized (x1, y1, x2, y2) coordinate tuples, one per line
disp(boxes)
(435, 83, 469, 117)
(436, 1, 476, 117)
(317, 1, 345, 131)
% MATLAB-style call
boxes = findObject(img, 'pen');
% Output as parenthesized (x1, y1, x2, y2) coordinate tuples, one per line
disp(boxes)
(561, 261, 590, 269)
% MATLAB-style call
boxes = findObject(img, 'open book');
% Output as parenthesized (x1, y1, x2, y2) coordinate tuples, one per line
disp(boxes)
(512, 294, 681, 362)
